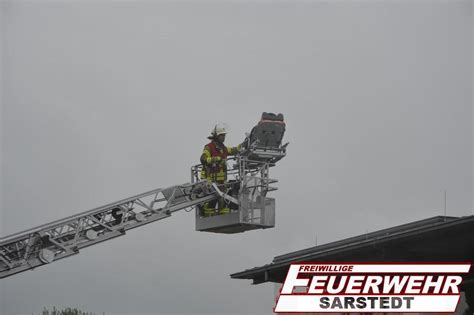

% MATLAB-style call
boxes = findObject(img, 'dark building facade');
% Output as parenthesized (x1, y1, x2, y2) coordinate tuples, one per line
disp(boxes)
(232, 216, 474, 314)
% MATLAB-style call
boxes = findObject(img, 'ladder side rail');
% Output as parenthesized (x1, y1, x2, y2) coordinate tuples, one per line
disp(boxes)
(0, 180, 212, 244)
(0, 186, 173, 244)
(0, 181, 217, 279)
(0, 194, 218, 279)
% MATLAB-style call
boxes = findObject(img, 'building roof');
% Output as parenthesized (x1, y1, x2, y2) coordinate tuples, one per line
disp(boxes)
(231, 215, 474, 284)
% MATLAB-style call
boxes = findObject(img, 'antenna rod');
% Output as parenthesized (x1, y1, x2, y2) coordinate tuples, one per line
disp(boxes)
(444, 190, 447, 220)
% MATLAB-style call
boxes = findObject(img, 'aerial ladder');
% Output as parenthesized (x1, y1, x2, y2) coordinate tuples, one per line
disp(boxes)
(0, 112, 288, 279)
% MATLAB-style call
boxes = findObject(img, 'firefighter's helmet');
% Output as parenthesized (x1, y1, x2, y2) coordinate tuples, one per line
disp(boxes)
(208, 124, 228, 139)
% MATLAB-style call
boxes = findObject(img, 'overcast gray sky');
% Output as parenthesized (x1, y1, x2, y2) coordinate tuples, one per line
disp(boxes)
(0, 1, 472, 314)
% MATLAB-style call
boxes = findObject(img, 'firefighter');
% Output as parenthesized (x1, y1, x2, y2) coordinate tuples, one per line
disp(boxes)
(200, 124, 241, 216)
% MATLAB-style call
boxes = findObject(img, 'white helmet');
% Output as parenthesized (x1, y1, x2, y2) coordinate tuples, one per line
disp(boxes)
(208, 123, 228, 139)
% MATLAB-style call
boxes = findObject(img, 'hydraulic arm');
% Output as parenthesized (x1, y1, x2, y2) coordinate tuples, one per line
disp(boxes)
(0, 181, 215, 279)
